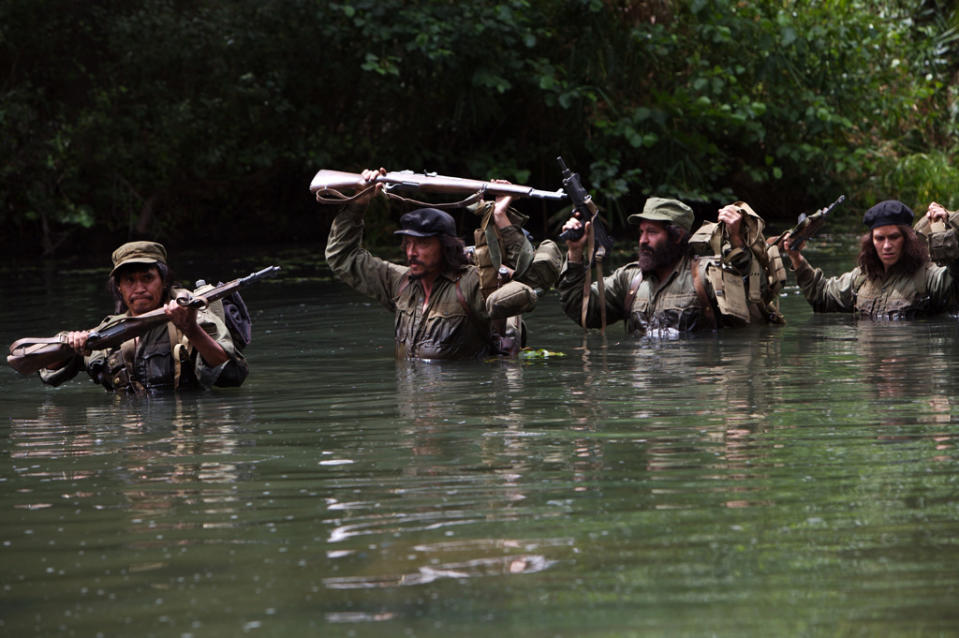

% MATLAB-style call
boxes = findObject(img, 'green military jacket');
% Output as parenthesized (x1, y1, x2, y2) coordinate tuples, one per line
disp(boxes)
(40, 307, 247, 392)
(558, 251, 750, 336)
(795, 260, 959, 318)
(325, 199, 533, 359)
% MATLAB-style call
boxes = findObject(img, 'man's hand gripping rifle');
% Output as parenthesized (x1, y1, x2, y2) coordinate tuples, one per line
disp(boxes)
(7, 266, 280, 376)
(556, 156, 614, 334)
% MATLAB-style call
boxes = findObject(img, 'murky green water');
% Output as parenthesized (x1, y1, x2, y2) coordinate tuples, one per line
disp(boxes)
(2, 241, 959, 637)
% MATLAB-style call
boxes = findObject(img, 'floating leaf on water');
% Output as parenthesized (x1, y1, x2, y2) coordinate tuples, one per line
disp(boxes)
(519, 348, 566, 360)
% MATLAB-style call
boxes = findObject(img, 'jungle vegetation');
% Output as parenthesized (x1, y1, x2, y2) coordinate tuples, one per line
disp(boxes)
(1, 0, 957, 256)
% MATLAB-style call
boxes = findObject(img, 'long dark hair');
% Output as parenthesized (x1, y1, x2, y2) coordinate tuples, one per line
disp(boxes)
(440, 234, 470, 270)
(857, 224, 928, 280)
(401, 235, 470, 271)
(109, 262, 175, 313)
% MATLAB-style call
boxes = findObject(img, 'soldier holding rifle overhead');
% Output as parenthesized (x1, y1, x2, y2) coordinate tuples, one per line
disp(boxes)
(784, 199, 959, 318)
(323, 167, 546, 359)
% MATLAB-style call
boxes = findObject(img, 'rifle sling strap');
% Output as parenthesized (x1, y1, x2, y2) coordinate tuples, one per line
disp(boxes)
(314, 186, 483, 211)
(9, 335, 67, 353)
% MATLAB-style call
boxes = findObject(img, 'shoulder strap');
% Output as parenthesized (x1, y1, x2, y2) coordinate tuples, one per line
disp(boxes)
(454, 276, 472, 317)
(622, 271, 644, 334)
(690, 257, 718, 329)
(166, 322, 191, 390)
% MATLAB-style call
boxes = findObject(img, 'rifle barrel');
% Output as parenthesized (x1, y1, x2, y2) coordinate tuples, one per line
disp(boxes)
(7, 265, 280, 377)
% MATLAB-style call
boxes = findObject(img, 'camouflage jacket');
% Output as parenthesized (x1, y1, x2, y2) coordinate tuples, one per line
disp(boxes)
(325, 199, 533, 359)
(795, 259, 959, 318)
(558, 251, 751, 336)
(40, 309, 248, 392)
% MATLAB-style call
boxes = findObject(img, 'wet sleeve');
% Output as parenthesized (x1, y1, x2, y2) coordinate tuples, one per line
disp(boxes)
(38, 352, 83, 387)
(193, 309, 249, 388)
(498, 225, 535, 274)
(557, 260, 633, 328)
(516, 239, 563, 292)
(795, 260, 859, 312)
(923, 264, 959, 311)
(324, 195, 408, 311)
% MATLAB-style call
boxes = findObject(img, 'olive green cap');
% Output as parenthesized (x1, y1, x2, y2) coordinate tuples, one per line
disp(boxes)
(110, 241, 167, 276)
(626, 197, 695, 232)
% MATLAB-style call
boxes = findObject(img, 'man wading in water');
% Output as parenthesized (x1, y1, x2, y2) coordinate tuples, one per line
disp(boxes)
(324, 168, 544, 359)
(40, 241, 248, 392)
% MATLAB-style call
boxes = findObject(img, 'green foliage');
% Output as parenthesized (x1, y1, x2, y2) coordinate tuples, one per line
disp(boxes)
(0, 0, 956, 254)
(878, 151, 959, 211)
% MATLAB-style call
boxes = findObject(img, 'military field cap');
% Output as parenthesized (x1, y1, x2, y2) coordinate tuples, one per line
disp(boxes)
(110, 240, 168, 276)
(863, 200, 914, 229)
(394, 208, 457, 238)
(626, 197, 695, 232)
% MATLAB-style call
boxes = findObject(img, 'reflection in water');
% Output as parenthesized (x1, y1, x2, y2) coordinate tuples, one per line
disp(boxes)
(2, 263, 959, 636)
(8, 394, 256, 531)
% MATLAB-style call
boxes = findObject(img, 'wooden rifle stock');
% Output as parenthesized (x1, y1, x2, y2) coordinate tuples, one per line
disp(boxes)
(7, 265, 280, 377)
(310, 169, 567, 202)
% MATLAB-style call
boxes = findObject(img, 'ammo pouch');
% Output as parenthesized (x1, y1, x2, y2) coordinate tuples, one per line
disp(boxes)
(765, 244, 788, 294)
(703, 259, 750, 324)
(103, 345, 145, 393)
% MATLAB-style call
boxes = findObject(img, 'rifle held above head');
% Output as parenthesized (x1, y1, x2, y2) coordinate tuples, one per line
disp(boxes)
(310, 169, 566, 202)
(7, 265, 280, 377)
(555, 156, 614, 253)
(555, 156, 615, 334)
(770, 194, 846, 251)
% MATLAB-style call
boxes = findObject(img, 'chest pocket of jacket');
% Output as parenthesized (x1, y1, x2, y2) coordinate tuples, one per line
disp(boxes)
(138, 340, 176, 390)
(394, 292, 477, 357)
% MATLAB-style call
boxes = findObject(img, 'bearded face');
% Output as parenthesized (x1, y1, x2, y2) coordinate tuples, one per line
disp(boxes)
(637, 221, 684, 274)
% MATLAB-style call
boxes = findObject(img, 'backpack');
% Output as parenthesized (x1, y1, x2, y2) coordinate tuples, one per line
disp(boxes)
(469, 200, 535, 299)
(193, 281, 254, 350)
(688, 201, 786, 324)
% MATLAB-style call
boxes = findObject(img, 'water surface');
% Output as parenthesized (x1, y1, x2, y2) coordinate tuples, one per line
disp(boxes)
(2, 242, 958, 637)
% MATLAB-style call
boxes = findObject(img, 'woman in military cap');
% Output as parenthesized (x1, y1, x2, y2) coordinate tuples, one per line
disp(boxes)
(784, 200, 959, 318)
(40, 241, 248, 392)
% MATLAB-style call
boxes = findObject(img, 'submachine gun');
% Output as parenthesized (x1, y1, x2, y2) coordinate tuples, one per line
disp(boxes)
(770, 194, 846, 251)
(7, 266, 280, 376)
(556, 156, 614, 334)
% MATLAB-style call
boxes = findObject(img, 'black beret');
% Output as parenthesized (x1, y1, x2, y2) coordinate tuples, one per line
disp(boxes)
(863, 200, 914, 229)
(394, 208, 457, 238)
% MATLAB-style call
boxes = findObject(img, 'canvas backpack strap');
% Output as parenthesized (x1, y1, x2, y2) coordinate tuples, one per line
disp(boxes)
(166, 321, 191, 390)
(691, 257, 718, 329)
(622, 271, 644, 335)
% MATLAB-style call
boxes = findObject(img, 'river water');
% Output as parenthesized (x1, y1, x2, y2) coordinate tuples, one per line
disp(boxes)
(2, 240, 958, 637)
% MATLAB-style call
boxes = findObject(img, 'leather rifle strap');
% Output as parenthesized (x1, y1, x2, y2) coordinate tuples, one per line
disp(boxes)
(580, 221, 595, 331)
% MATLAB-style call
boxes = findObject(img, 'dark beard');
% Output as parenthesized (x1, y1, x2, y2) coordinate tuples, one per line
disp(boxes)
(638, 240, 681, 274)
